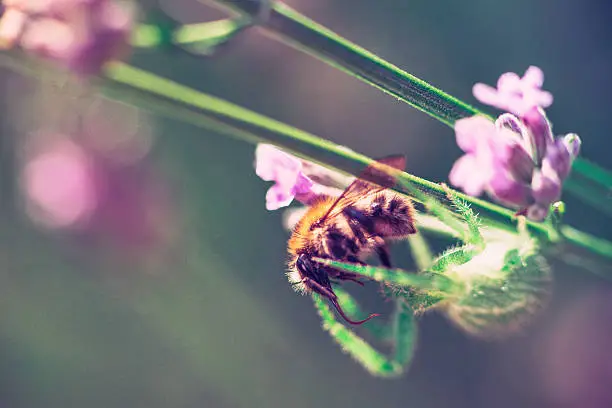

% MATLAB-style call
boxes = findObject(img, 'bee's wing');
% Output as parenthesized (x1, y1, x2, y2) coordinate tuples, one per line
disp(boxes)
(319, 155, 406, 222)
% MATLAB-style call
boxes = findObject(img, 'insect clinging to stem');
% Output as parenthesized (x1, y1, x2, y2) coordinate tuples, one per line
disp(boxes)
(286, 156, 417, 325)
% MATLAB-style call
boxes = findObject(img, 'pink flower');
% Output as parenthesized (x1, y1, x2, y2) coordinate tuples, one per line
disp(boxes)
(450, 108, 581, 221)
(473, 66, 553, 116)
(255, 144, 315, 210)
(0, 0, 133, 75)
(254, 144, 349, 210)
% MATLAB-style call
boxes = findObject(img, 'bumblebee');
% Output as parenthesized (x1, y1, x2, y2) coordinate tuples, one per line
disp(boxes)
(287, 156, 417, 324)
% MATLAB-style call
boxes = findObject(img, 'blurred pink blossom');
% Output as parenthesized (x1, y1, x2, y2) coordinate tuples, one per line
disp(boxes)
(21, 129, 176, 257)
(473, 66, 553, 116)
(23, 137, 98, 228)
(0, 0, 133, 75)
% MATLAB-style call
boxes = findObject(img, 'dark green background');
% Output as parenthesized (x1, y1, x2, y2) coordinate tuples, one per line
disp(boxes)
(1, 1, 611, 407)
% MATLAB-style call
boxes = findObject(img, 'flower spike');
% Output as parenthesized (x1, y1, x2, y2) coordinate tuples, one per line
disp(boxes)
(450, 110, 581, 221)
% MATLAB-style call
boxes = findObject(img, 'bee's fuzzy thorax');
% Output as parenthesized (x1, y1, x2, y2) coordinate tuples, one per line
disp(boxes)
(287, 195, 336, 257)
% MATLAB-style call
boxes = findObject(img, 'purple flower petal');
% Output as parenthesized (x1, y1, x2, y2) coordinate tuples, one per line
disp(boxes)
(531, 168, 562, 205)
(255, 144, 315, 210)
(521, 107, 554, 164)
(449, 154, 490, 196)
(255, 144, 302, 182)
(495, 113, 532, 154)
(294, 171, 314, 194)
(497, 72, 522, 92)
(472, 66, 554, 116)
(492, 141, 535, 184)
(472, 83, 504, 110)
(265, 184, 297, 211)
(487, 169, 533, 208)
(454, 116, 496, 153)
(523, 66, 545, 88)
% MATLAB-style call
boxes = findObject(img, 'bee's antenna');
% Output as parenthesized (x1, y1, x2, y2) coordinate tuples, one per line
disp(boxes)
(330, 298, 379, 325)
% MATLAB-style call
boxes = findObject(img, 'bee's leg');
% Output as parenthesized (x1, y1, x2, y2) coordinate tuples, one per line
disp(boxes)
(306, 278, 378, 325)
(372, 236, 392, 268)
(330, 256, 367, 286)
(312, 290, 416, 377)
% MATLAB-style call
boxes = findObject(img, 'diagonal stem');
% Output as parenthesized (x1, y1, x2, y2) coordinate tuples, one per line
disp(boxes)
(206, 0, 611, 202)
(206, 0, 487, 126)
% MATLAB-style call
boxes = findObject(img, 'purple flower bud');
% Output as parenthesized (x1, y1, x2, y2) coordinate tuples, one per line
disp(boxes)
(521, 107, 554, 164)
(541, 133, 581, 181)
(562, 133, 582, 158)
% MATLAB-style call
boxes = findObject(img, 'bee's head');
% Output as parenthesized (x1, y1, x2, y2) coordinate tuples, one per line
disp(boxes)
(296, 254, 379, 325)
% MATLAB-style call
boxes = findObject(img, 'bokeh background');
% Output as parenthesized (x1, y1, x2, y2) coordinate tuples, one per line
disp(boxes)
(1, 0, 612, 407)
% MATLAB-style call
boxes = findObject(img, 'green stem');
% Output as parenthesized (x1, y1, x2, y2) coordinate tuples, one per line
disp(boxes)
(132, 20, 250, 55)
(205, 0, 487, 126)
(563, 178, 612, 218)
(205, 0, 611, 201)
(571, 159, 612, 189)
(560, 225, 612, 261)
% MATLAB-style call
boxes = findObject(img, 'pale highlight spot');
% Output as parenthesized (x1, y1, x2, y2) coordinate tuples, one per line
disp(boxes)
(22, 139, 98, 228)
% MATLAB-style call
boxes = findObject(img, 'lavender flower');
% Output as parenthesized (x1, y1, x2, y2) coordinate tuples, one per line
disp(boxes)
(0, 0, 133, 75)
(450, 108, 581, 221)
(473, 66, 553, 116)
(254, 144, 348, 210)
